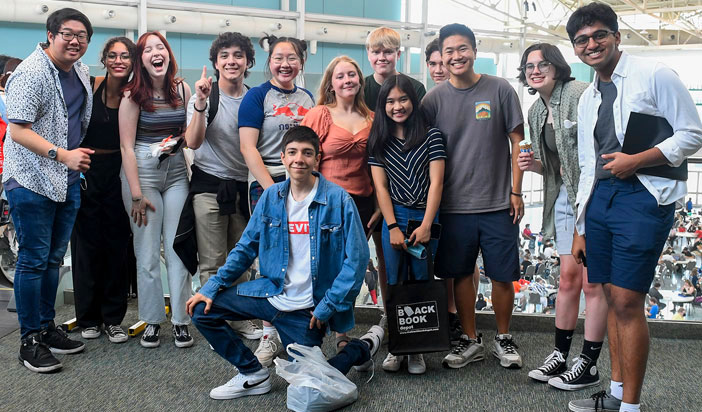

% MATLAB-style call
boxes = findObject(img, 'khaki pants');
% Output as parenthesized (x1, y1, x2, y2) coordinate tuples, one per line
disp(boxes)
(193, 192, 249, 287)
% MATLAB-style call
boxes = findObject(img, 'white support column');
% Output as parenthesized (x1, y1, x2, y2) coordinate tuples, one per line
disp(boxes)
(296, 0, 305, 88)
(403, 0, 411, 76)
(138, 0, 148, 37)
(420, 0, 428, 87)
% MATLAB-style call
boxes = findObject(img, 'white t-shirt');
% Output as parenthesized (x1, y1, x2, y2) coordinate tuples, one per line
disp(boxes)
(268, 178, 318, 311)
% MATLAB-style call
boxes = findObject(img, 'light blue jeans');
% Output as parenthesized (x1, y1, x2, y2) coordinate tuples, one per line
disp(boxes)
(121, 143, 191, 325)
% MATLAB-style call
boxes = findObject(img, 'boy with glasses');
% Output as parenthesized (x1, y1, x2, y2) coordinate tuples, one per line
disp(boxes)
(566, 3, 702, 411)
(4, 8, 94, 373)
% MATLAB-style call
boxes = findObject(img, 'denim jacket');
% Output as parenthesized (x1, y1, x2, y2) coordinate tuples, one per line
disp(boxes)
(199, 172, 370, 333)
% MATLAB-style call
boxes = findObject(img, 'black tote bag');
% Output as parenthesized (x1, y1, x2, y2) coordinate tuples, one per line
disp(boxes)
(385, 246, 451, 355)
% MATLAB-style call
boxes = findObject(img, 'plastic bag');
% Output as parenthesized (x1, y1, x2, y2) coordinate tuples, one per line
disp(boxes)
(274, 343, 358, 412)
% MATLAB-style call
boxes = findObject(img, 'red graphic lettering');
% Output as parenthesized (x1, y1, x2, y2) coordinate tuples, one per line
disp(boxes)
(288, 221, 309, 234)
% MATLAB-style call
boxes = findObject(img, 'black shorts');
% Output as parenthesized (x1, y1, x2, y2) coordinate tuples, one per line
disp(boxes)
(435, 209, 520, 283)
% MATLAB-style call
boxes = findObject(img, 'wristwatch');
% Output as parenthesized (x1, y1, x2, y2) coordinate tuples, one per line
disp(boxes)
(48, 146, 58, 160)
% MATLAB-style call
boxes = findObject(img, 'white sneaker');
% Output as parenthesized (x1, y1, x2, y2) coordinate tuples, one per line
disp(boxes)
(407, 354, 426, 375)
(230, 320, 264, 340)
(354, 325, 384, 372)
(254, 334, 281, 367)
(81, 326, 101, 339)
(209, 368, 271, 400)
(382, 353, 403, 372)
(493, 333, 523, 369)
(442, 334, 486, 369)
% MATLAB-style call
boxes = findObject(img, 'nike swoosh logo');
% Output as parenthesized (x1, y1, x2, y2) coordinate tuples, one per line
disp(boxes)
(566, 336, 572, 340)
(243, 376, 269, 389)
(590, 346, 601, 351)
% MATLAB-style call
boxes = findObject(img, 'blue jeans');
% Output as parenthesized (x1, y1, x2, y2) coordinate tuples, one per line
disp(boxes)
(191, 285, 369, 375)
(381, 204, 438, 285)
(7, 182, 80, 338)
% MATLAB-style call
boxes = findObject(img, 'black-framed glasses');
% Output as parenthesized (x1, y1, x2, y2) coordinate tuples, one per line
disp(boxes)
(523, 61, 551, 74)
(573, 30, 614, 48)
(107, 52, 131, 61)
(56, 31, 89, 44)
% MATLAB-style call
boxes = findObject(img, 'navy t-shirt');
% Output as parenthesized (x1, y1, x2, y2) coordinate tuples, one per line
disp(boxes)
(59, 67, 85, 185)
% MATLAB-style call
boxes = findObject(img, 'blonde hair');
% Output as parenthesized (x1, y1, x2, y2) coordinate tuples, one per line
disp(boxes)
(317, 56, 372, 120)
(365, 27, 401, 51)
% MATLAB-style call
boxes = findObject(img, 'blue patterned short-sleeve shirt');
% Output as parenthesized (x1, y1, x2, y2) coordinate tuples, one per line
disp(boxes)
(3, 44, 92, 202)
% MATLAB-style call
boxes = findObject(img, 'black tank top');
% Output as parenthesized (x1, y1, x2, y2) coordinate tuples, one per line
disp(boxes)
(81, 78, 120, 150)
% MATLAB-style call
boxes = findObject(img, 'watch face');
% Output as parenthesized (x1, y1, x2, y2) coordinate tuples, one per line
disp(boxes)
(48, 148, 57, 159)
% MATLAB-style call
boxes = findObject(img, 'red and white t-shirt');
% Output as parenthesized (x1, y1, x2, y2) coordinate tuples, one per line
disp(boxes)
(268, 178, 318, 311)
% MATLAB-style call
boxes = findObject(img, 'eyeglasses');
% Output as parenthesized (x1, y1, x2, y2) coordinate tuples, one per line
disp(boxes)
(56, 31, 89, 44)
(271, 56, 300, 65)
(107, 52, 131, 61)
(523, 61, 551, 74)
(572, 30, 614, 48)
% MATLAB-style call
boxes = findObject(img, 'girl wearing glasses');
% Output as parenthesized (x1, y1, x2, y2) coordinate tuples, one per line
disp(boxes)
(71, 37, 136, 345)
(238, 34, 314, 366)
(517, 43, 608, 391)
(119, 32, 194, 349)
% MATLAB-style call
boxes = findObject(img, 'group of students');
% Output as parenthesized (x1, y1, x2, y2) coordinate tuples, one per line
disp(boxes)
(3, 3, 702, 412)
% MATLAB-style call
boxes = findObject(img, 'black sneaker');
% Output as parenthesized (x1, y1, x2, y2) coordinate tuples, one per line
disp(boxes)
(19, 333, 62, 373)
(140, 324, 160, 348)
(448, 312, 464, 345)
(173, 325, 194, 348)
(549, 354, 600, 391)
(105, 324, 129, 344)
(40, 321, 85, 355)
(528, 349, 567, 382)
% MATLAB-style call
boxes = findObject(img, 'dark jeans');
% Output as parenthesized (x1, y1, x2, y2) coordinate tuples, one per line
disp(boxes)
(192, 286, 369, 375)
(7, 182, 80, 338)
(71, 152, 131, 327)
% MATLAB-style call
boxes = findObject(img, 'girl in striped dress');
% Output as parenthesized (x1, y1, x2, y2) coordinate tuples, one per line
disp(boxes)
(367, 74, 446, 375)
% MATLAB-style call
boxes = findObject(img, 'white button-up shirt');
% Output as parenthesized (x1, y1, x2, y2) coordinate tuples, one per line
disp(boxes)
(575, 51, 702, 235)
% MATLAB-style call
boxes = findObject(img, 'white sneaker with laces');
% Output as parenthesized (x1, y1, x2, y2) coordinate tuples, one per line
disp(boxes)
(442, 334, 486, 369)
(209, 368, 271, 400)
(254, 334, 281, 367)
(354, 325, 384, 372)
(493, 333, 522, 369)
(407, 354, 426, 375)
(229, 320, 264, 340)
(81, 326, 101, 339)
(382, 353, 403, 372)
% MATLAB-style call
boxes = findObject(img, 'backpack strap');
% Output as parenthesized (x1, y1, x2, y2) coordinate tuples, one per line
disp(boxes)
(207, 81, 219, 125)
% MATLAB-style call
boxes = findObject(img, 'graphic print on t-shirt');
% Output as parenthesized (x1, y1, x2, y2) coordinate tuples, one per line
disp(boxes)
(288, 221, 309, 234)
(475, 101, 491, 120)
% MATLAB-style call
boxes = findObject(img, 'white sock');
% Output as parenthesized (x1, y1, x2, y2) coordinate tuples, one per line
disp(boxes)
(610, 380, 623, 400)
(619, 401, 640, 412)
(262, 325, 277, 339)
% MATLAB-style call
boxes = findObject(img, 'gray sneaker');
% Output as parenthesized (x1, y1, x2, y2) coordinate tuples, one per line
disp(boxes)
(568, 390, 621, 412)
(442, 334, 486, 369)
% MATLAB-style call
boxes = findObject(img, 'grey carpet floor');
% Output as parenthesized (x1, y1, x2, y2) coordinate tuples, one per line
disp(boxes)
(0, 301, 699, 412)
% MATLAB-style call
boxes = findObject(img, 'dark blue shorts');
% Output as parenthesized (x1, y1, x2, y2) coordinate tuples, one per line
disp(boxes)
(585, 177, 674, 293)
(435, 209, 519, 282)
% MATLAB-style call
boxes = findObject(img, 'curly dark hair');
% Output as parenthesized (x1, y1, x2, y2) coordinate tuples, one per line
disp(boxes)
(208, 32, 255, 79)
